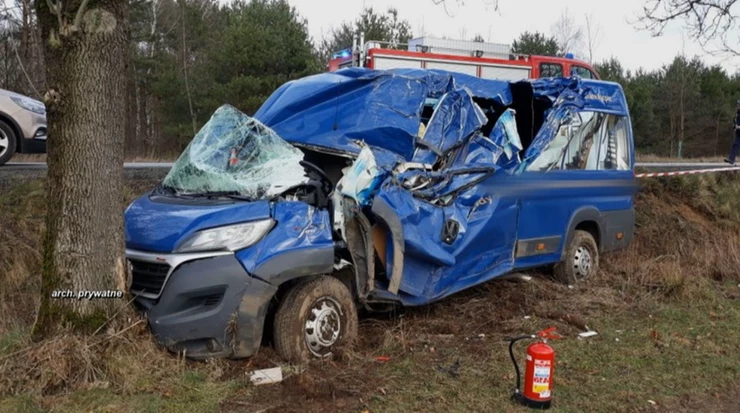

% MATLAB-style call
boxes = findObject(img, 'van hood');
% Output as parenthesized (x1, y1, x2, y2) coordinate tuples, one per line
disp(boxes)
(124, 195, 272, 253)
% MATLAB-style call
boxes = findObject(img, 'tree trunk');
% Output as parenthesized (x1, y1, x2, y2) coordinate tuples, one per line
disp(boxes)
(125, 46, 136, 158)
(34, 0, 130, 338)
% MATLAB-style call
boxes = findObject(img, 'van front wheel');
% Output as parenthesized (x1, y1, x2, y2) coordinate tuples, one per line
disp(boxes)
(273, 275, 358, 362)
(554, 230, 599, 285)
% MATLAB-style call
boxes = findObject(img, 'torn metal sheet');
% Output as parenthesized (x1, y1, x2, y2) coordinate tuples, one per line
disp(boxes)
(254, 68, 514, 160)
(254, 69, 433, 159)
(487, 108, 523, 169)
(530, 77, 629, 116)
(236, 201, 333, 282)
(413, 88, 488, 165)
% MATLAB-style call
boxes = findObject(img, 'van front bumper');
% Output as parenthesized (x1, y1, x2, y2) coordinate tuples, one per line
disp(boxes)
(126, 249, 277, 359)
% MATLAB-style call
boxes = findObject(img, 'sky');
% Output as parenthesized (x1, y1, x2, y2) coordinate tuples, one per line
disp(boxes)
(287, 0, 740, 74)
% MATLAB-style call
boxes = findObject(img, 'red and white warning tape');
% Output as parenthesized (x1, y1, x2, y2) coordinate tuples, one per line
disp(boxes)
(635, 165, 740, 179)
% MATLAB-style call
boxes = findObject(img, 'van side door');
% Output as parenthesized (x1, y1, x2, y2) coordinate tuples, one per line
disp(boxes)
(513, 107, 637, 270)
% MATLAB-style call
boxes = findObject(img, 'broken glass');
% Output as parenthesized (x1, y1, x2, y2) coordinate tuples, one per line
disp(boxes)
(162, 105, 309, 198)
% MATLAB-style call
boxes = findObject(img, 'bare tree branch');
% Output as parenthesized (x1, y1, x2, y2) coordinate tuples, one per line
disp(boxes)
(635, 0, 739, 56)
(73, 0, 91, 32)
(551, 8, 584, 56)
(584, 13, 602, 64)
(431, 0, 499, 17)
(45, 0, 62, 32)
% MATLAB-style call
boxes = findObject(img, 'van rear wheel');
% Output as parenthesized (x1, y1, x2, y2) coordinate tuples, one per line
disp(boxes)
(273, 275, 358, 362)
(554, 230, 599, 285)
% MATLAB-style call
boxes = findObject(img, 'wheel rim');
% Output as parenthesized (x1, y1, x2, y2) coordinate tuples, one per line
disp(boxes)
(0, 129, 8, 158)
(573, 246, 593, 279)
(304, 296, 343, 357)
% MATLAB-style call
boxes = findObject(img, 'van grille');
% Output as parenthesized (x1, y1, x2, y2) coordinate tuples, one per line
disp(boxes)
(129, 260, 170, 296)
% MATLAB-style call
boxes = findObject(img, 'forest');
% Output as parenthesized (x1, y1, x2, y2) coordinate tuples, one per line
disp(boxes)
(2, 0, 739, 158)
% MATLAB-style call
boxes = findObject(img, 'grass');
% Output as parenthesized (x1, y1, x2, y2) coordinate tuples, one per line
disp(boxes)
(636, 153, 725, 163)
(355, 291, 740, 413)
(1, 174, 740, 412)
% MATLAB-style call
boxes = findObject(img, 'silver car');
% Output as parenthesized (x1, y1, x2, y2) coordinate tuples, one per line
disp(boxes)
(0, 88, 47, 166)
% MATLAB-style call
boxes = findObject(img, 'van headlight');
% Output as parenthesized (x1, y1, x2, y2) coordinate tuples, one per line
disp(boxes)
(10, 96, 46, 115)
(175, 219, 274, 253)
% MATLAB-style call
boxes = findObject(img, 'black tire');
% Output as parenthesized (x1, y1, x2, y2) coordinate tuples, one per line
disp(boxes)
(554, 230, 599, 285)
(0, 121, 17, 166)
(273, 275, 358, 362)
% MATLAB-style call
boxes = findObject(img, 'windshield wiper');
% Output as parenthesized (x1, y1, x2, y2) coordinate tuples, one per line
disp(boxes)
(154, 183, 178, 195)
(182, 191, 254, 201)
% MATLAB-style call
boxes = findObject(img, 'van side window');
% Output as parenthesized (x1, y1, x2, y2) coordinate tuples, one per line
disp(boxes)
(561, 111, 603, 170)
(571, 65, 595, 79)
(525, 111, 574, 171)
(526, 110, 631, 172)
(540, 63, 563, 78)
(600, 116, 631, 170)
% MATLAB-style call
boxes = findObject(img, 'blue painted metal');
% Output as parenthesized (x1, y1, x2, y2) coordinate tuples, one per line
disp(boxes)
(126, 68, 636, 309)
(124, 196, 271, 253)
(236, 202, 333, 275)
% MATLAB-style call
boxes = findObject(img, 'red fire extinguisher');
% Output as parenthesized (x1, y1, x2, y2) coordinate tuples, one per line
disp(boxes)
(507, 327, 561, 410)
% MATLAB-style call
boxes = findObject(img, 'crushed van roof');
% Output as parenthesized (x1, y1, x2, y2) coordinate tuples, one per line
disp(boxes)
(254, 68, 629, 160)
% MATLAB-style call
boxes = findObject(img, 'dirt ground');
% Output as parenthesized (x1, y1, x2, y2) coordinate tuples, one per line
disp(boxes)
(1, 170, 740, 413)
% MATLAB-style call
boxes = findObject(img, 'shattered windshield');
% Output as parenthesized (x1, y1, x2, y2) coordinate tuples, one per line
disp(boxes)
(162, 105, 308, 198)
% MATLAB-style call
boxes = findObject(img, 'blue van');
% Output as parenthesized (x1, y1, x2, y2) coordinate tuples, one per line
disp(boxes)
(124, 69, 637, 361)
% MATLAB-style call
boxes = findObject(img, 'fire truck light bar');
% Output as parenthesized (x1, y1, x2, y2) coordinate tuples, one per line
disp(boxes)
(332, 49, 352, 59)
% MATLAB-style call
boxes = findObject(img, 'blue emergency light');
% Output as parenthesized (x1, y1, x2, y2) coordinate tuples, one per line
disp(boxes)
(332, 49, 352, 59)
(564, 52, 575, 59)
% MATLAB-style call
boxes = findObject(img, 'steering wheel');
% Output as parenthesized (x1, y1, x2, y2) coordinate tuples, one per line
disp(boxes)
(299, 160, 332, 186)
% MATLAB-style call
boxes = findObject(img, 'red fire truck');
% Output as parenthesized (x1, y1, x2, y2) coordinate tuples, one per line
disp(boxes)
(328, 36, 599, 81)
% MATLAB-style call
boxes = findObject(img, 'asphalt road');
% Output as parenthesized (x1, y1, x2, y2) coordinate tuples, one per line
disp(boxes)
(2, 162, 175, 170)
(1, 161, 732, 171)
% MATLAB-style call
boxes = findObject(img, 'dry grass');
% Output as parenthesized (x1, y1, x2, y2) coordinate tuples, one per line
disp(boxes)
(636, 153, 725, 163)
(1, 173, 740, 412)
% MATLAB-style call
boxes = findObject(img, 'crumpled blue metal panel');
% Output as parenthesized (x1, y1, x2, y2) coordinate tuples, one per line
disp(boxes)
(254, 68, 514, 159)
(464, 108, 524, 171)
(392, 68, 514, 104)
(236, 202, 333, 275)
(252, 68, 632, 305)
(531, 77, 629, 116)
(373, 172, 519, 302)
(255, 69, 429, 159)
(399, 165, 494, 204)
(413, 88, 488, 164)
